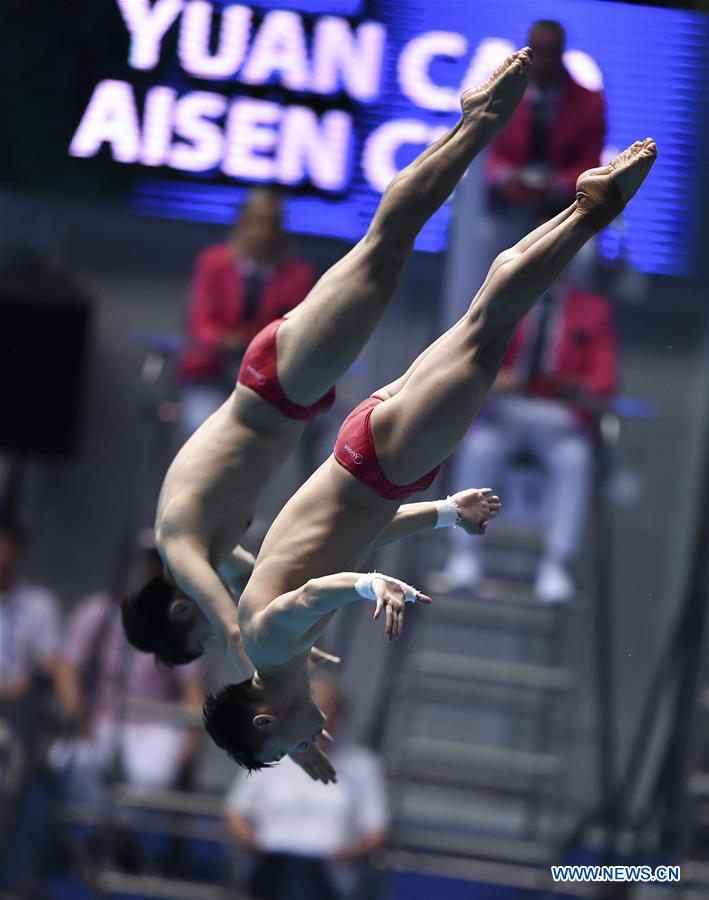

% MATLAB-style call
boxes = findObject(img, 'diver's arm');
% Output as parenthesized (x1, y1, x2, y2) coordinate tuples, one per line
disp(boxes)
(257, 572, 431, 645)
(372, 502, 438, 547)
(166, 538, 254, 680)
(220, 547, 340, 668)
(373, 489, 501, 548)
(218, 545, 256, 596)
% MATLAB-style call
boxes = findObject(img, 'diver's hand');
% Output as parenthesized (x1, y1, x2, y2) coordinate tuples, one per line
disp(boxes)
(370, 575, 431, 642)
(289, 743, 337, 784)
(450, 488, 501, 535)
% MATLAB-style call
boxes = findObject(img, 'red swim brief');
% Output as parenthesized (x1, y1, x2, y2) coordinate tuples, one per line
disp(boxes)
(237, 319, 336, 421)
(333, 396, 440, 501)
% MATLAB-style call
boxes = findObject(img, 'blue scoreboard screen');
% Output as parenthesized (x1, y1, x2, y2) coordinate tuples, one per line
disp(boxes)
(12, 1, 709, 273)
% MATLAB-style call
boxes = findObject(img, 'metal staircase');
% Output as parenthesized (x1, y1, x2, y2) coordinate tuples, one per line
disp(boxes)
(381, 528, 588, 895)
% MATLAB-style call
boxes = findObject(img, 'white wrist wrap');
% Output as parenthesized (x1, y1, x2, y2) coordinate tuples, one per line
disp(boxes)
(435, 496, 460, 529)
(355, 572, 419, 603)
(355, 573, 377, 602)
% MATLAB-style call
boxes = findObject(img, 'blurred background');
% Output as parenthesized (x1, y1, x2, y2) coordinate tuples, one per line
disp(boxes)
(1, 1, 708, 898)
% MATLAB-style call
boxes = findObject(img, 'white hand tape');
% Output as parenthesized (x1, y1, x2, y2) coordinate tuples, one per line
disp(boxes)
(355, 572, 419, 603)
(435, 496, 461, 528)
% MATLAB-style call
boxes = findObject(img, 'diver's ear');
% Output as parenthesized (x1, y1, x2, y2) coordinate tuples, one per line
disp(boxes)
(252, 714, 277, 730)
(168, 597, 193, 623)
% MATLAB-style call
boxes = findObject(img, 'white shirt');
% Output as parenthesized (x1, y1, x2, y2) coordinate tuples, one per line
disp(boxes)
(224, 744, 388, 858)
(0, 582, 61, 686)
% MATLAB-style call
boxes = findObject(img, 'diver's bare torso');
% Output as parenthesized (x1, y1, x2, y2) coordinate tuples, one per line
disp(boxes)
(156, 385, 305, 568)
(239, 456, 397, 665)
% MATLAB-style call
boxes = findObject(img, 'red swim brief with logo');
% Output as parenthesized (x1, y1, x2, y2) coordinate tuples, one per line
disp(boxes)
(237, 319, 336, 420)
(333, 395, 440, 500)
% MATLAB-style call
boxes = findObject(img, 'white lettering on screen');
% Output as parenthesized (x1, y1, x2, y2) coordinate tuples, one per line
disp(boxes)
(121, 2, 385, 98)
(140, 86, 177, 166)
(562, 50, 604, 91)
(179, 2, 252, 79)
(69, 79, 141, 163)
(398, 31, 467, 112)
(116, 0, 184, 71)
(69, 82, 353, 190)
(277, 107, 351, 190)
(170, 91, 227, 172)
(71, 6, 605, 200)
(240, 10, 310, 91)
(223, 98, 281, 180)
(311, 18, 385, 100)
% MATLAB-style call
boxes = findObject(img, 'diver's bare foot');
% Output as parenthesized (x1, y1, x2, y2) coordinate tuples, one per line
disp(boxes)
(450, 487, 502, 536)
(575, 138, 657, 231)
(460, 48, 533, 143)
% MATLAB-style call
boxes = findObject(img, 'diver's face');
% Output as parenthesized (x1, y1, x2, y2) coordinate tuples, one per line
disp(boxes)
(254, 703, 327, 763)
(168, 595, 215, 656)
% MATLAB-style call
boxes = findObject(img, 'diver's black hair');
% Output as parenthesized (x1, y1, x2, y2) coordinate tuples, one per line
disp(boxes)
(202, 681, 273, 774)
(121, 574, 201, 666)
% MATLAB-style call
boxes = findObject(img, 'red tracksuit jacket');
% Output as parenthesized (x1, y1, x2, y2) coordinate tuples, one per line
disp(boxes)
(485, 71, 606, 203)
(179, 243, 314, 382)
(502, 285, 617, 415)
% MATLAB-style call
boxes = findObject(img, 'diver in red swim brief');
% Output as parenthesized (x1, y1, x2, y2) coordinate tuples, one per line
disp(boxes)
(238, 319, 335, 420)
(333, 396, 439, 500)
(126, 49, 537, 709)
(205, 132, 656, 784)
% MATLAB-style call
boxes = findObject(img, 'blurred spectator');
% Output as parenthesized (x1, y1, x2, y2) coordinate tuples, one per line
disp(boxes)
(178, 188, 315, 435)
(0, 518, 79, 893)
(485, 20, 605, 250)
(51, 547, 204, 804)
(224, 674, 388, 900)
(436, 272, 617, 603)
(0, 518, 77, 723)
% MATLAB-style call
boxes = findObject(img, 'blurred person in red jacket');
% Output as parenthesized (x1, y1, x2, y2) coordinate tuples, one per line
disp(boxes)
(178, 188, 315, 436)
(485, 20, 606, 246)
(435, 270, 617, 604)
